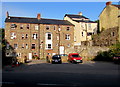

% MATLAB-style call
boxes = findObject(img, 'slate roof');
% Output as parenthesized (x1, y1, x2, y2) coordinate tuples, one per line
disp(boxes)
(73, 20, 96, 23)
(65, 14, 96, 23)
(112, 4, 120, 9)
(5, 16, 74, 26)
(64, 14, 89, 19)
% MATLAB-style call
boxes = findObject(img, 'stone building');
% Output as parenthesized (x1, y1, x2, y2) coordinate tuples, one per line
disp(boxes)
(93, 1, 120, 46)
(64, 12, 97, 46)
(5, 12, 74, 63)
(99, 1, 119, 32)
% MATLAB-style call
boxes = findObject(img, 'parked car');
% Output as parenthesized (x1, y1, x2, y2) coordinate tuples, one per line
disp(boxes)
(113, 53, 120, 64)
(51, 55, 62, 64)
(68, 53, 82, 63)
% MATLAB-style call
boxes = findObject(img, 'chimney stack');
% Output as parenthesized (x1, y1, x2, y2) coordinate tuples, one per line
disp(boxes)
(6, 11, 9, 18)
(37, 13, 41, 20)
(78, 12, 82, 16)
(106, 1, 112, 5)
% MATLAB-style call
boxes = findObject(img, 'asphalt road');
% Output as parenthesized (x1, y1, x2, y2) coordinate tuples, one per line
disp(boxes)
(2, 61, 120, 87)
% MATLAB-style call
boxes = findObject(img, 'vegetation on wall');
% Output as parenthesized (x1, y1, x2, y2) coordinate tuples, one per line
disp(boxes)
(93, 42, 120, 61)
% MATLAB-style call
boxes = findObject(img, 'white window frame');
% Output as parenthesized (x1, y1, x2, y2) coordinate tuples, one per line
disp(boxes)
(31, 44, 35, 49)
(11, 24, 16, 29)
(67, 44, 70, 47)
(27, 24, 30, 29)
(35, 25, 39, 30)
(32, 33, 37, 39)
(66, 27, 70, 31)
(6, 43, 10, 49)
(22, 34, 24, 39)
(46, 26, 50, 30)
(14, 44, 18, 49)
(20, 24, 23, 29)
(65, 34, 70, 40)
(26, 44, 28, 49)
(11, 32, 16, 39)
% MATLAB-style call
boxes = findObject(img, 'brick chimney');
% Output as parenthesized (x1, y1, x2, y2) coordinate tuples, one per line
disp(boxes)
(6, 11, 9, 18)
(37, 13, 41, 20)
(106, 1, 112, 5)
(78, 12, 82, 16)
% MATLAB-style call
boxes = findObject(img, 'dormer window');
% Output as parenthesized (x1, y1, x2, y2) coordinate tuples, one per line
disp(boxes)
(20, 24, 23, 29)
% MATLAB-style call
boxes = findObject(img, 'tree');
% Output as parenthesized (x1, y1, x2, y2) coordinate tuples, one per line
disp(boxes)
(94, 20, 100, 34)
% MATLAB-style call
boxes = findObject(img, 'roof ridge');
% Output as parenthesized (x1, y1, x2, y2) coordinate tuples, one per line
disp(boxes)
(10, 16, 36, 19)
(41, 18, 66, 21)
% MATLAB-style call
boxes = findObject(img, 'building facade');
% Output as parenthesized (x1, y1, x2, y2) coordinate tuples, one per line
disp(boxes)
(93, 1, 120, 46)
(99, 2, 119, 32)
(64, 12, 97, 46)
(5, 12, 74, 63)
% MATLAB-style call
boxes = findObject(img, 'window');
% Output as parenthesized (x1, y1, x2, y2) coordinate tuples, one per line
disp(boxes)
(65, 34, 70, 40)
(88, 24, 91, 29)
(6, 43, 9, 49)
(14, 44, 18, 49)
(11, 24, 17, 29)
(35, 25, 38, 30)
(48, 44, 52, 49)
(26, 44, 28, 49)
(27, 24, 30, 29)
(82, 32, 84, 36)
(81, 23, 84, 28)
(32, 33, 38, 39)
(46, 26, 49, 30)
(87, 32, 92, 36)
(57, 36, 59, 40)
(6, 53, 10, 56)
(32, 44, 35, 49)
(11, 32, 16, 39)
(22, 34, 24, 39)
(17, 53, 21, 57)
(112, 32, 115, 36)
(67, 27, 70, 31)
(67, 44, 70, 47)
(26, 34, 28, 39)
(22, 43, 24, 48)
(20, 24, 23, 29)
(48, 33, 51, 40)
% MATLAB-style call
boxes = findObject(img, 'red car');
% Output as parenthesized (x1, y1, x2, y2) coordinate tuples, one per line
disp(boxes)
(68, 53, 82, 63)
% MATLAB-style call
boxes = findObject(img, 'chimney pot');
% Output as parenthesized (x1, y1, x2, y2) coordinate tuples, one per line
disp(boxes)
(106, 1, 112, 5)
(78, 12, 82, 16)
(37, 13, 41, 20)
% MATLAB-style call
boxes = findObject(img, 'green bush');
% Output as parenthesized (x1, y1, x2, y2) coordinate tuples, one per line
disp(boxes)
(93, 42, 120, 62)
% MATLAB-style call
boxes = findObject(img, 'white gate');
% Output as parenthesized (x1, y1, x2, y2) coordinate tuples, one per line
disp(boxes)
(59, 46, 64, 54)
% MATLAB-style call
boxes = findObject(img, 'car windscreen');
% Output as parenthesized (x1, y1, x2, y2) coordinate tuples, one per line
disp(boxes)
(72, 55, 80, 57)
(52, 56, 61, 59)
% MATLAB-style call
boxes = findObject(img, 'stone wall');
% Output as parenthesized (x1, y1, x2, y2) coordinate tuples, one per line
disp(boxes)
(92, 27, 119, 46)
(65, 46, 109, 60)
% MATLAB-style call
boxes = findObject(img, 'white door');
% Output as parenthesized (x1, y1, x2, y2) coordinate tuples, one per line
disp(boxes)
(29, 53, 32, 60)
(59, 46, 64, 54)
